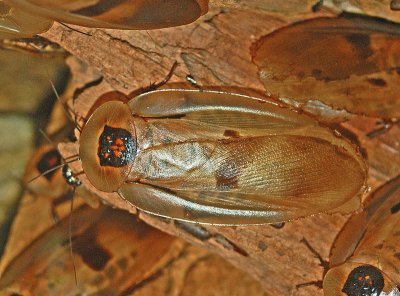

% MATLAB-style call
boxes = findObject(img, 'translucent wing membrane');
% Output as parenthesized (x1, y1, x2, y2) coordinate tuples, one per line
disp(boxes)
(253, 14, 400, 118)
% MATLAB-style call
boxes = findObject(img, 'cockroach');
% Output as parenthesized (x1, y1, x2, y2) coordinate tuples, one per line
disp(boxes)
(0, 0, 209, 39)
(252, 13, 400, 120)
(24, 144, 99, 219)
(323, 175, 400, 295)
(77, 89, 368, 225)
(0, 205, 177, 295)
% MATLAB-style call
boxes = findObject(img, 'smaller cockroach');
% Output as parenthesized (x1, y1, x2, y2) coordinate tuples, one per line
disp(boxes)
(0, 205, 177, 295)
(0, 0, 209, 39)
(252, 13, 400, 120)
(323, 175, 400, 296)
(24, 144, 99, 219)
(77, 88, 368, 225)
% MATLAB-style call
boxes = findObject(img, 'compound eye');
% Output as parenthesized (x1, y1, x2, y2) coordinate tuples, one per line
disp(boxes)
(80, 101, 135, 192)
(342, 265, 384, 296)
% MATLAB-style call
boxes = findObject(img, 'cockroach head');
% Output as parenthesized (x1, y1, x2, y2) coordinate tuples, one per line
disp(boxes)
(79, 101, 136, 192)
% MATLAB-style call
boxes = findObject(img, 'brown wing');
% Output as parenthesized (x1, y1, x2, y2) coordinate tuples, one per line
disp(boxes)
(121, 134, 365, 225)
(0, 206, 175, 294)
(252, 14, 400, 118)
(0, 2, 52, 38)
(7, 0, 208, 30)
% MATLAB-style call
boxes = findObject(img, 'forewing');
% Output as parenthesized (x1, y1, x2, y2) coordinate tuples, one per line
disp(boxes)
(252, 14, 400, 118)
(0, 2, 52, 38)
(6, 0, 208, 29)
(124, 135, 365, 225)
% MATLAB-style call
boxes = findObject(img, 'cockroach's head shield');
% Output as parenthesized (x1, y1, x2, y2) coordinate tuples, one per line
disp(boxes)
(80, 101, 135, 193)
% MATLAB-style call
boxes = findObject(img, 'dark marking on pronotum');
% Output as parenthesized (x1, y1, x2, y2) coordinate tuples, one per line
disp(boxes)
(98, 125, 135, 167)
(36, 149, 62, 180)
(366, 78, 387, 87)
(214, 234, 248, 257)
(342, 265, 384, 296)
(224, 129, 241, 138)
(215, 159, 239, 190)
(174, 221, 211, 241)
(391, 202, 400, 214)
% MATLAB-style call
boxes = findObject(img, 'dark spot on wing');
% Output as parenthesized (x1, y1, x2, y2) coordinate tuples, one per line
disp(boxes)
(72, 0, 126, 16)
(345, 34, 372, 60)
(224, 129, 241, 138)
(375, 243, 384, 250)
(394, 252, 400, 260)
(215, 159, 239, 190)
(366, 78, 387, 87)
(73, 228, 111, 271)
(391, 202, 400, 214)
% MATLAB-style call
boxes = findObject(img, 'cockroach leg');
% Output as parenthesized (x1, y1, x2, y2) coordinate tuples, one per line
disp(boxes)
(127, 61, 178, 99)
(300, 238, 329, 271)
(366, 118, 398, 139)
(295, 280, 323, 290)
(294, 238, 327, 290)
